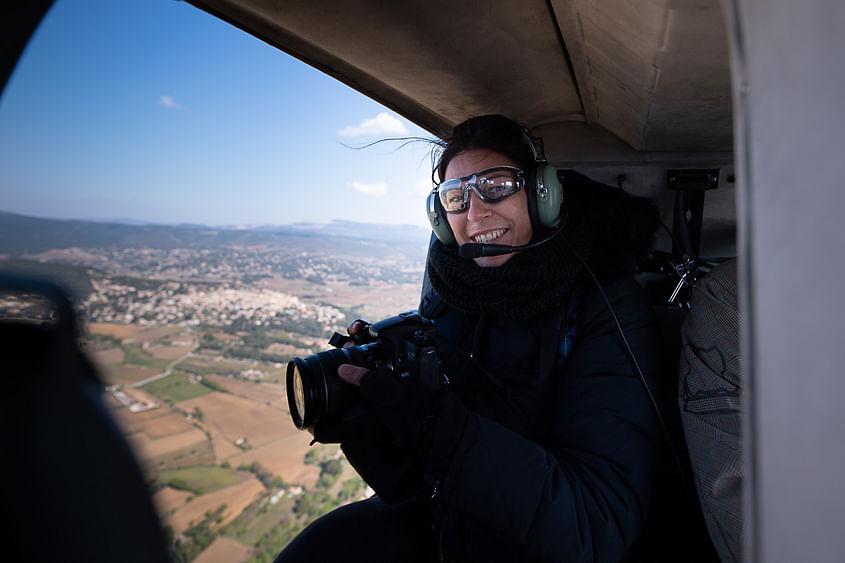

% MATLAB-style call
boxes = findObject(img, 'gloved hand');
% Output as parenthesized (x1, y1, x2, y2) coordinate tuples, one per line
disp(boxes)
(308, 388, 422, 503)
(340, 420, 423, 504)
(355, 365, 474, 482)
(315, 364, 475, 503)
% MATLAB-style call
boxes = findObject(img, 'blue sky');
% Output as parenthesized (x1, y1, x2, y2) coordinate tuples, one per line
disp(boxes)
(0, 0, 438, 227)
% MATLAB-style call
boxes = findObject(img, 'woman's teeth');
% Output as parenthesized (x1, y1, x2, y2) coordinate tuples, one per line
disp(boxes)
(473, 229, 505, 243)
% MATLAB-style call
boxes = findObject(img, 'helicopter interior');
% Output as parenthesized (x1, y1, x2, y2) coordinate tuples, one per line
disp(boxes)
(3, 0, 845, 562)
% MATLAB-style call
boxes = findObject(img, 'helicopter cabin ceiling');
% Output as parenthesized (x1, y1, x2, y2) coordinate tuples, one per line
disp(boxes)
(186, 0, 732, 153)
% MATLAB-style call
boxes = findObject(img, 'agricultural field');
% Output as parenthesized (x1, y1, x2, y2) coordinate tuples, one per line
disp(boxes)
(158, 466, 253, 494)
(85, 319, 368, 561)
(165, 477, 266, 535)
(225, 432, 319, 489)
(193, 537, 252, 563)
(204, 375, 286, 410)
(3, 212, 427, 561)
(126, 421, 213, 471)
(142, 371, 214, 403)
(153, 486, 194, 516)
(179, 356, 286, 384)
(179, 392, 288, 450)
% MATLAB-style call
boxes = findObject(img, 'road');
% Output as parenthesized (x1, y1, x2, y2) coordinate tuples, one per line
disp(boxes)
(130, 331, 198, 388)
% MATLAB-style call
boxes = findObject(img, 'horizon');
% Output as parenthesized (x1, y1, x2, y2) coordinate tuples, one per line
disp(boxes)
(0, 0, 439, 229)
(0, 206, 433, 232)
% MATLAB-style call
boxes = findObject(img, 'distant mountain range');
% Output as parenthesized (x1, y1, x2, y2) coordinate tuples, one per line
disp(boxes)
(0, 210, 432, 260)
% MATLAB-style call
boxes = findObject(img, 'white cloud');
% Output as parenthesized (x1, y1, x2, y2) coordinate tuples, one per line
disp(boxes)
(158, 95, 183, 110)
(349, 181, 387, 196)
(338, 112, 408, 138)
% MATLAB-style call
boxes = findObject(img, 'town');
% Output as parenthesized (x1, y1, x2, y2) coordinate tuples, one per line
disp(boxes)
(0, 214, 428, 562)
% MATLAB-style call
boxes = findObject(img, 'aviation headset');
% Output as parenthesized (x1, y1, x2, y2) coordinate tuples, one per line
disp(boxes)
(426, 130, 565, 247)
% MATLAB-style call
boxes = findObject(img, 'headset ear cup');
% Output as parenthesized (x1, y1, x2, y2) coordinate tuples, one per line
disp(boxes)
(535, 165, 564, 228)
(426, 191, 457, 246)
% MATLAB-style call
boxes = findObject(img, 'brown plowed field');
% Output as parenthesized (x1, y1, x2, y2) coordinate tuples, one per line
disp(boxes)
(147, 344, 192, 360)
(153, 486, 193, 516)
(127, 425, 208, 460)
(194, 537, 252, 563)
(178, 393, 288, 449)
(91, 347, 124, 366)
(112, 405, 173, 430)
(226, 430, 319, 488)
(135, 412, 195, 438)
(88, 322, 146, 339)
(106, 365, 160, 385)
(139, 440, 216, 473)
(206, 375, 285, 410)
(165, 477, 266, 536)
(130, 326, 185, 344)
(205, 421, 242, 463)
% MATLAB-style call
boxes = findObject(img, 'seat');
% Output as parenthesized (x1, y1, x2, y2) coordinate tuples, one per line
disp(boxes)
(678, 258, 742, 563)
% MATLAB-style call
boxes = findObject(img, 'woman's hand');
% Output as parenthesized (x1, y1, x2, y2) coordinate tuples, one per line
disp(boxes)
(339, 364, 369, 386)
(346, 319, 368, 339)
(338, 319, 372, 386)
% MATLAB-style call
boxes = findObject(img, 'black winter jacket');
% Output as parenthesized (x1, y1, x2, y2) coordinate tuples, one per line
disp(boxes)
(419, 274, 663, 562)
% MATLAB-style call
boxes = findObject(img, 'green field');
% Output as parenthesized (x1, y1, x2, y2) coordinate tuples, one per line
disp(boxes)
(157, 465, 249, 494)
(121, 344, 172, 370)
(180, 356, 258, 374)
(141, 371, 213, 403)
(224, 494, 298, 547)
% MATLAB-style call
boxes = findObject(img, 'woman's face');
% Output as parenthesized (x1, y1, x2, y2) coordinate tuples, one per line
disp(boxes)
(444, 149, 533, 267)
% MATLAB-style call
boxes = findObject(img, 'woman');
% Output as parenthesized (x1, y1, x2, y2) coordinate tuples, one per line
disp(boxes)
(277, 115, 665, 562)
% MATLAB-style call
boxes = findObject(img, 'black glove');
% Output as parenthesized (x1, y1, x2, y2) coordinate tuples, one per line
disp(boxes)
(356, 366, 473, 482)
(340, 421, 423, 504)
(314, 365, 475, 503)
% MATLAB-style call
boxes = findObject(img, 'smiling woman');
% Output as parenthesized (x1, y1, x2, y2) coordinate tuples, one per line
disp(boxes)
(277, 115, 679, 562)
(442, 151, 532, 268)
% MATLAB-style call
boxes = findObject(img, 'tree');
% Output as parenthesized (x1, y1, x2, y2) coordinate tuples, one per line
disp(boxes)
(321, 459, 343, 476)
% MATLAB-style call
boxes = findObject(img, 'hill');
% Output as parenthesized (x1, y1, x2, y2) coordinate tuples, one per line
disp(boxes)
(0, 210, 431, 261)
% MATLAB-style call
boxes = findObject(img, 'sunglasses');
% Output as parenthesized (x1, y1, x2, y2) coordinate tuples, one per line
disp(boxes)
(435, 166, 525, 213)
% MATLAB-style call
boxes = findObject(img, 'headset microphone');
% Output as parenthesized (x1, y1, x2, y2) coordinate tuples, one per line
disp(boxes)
(458, 224, 564, 259)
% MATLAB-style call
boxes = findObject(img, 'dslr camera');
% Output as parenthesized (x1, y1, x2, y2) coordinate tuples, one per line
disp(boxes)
(286, 311, 441, 430)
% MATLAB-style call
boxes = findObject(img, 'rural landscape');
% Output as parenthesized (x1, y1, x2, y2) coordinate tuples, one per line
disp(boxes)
(0, 210, 430, 562)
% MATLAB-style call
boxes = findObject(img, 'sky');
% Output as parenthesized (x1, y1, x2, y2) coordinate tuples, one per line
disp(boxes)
(0, 0, 438, 228)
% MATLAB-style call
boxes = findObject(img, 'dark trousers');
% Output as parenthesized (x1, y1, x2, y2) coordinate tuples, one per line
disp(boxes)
(275, 496, 435, 563)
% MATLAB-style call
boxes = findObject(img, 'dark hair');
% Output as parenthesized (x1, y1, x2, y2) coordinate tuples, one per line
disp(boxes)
(435, 115, 536, 183)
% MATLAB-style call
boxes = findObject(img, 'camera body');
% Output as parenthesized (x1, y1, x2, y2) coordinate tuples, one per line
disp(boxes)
(286, 311, 441, 430)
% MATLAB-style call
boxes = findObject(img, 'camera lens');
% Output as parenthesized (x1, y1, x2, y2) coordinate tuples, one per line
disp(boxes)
(287, 359, 310, 429)
(286, 343, 380, 430)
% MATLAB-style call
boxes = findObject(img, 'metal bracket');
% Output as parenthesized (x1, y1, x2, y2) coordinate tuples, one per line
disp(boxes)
(667, 169, 719, 259)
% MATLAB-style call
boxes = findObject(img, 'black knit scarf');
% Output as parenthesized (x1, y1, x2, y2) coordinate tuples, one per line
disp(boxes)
(426, 213, 593, 321)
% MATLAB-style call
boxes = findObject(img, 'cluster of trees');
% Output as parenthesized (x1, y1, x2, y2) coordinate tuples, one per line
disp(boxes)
(238, 461, 281, 489)
(244, 523, 302, 563)
(232, 446, 366, 560)
(168, 504, 227, 562)
(167, 477, 205, 496)
(316, 458, 343, 489)
(198, 377, 226, 393)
